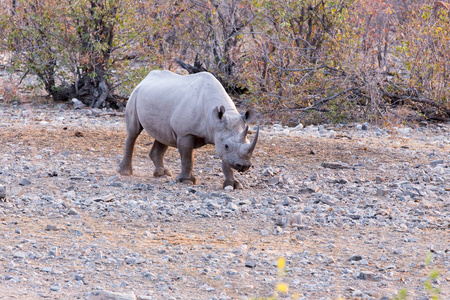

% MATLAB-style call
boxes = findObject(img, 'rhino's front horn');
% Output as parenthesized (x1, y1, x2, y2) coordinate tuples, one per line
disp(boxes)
(241, 126, 259, 156)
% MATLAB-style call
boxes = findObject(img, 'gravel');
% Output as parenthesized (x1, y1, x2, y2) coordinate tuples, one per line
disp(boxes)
(0, 103, 449, 299)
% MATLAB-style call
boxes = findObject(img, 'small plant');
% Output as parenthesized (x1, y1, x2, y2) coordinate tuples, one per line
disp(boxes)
(424, 252, 441, 300)
(252, 257, 301, 300)
(274, 257, 289, 296)
(392, 288, 408, 300)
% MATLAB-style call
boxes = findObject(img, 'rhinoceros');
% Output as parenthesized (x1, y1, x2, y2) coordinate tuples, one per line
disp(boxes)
(117, 70, 259, 189)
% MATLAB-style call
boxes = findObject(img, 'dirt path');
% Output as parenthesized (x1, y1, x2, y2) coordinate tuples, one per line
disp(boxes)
(0, 104, 449, 299)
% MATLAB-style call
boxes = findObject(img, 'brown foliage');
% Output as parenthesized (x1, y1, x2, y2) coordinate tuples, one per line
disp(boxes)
(0, 0, 448, 123)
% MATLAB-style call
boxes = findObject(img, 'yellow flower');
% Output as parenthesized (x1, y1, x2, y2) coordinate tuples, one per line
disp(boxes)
(277, 257, 286, 270)
(276, 282, 289, 293)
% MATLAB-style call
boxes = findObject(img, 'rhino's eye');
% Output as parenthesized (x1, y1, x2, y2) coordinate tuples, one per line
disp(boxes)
(225, 144, 229, 151)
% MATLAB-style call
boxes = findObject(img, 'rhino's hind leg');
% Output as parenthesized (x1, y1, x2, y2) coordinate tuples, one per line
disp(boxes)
(222, 161, 243, 189)
(176, 136, 197, 185)
(150, 140, 172, 177)
(117, 121, 143, 176)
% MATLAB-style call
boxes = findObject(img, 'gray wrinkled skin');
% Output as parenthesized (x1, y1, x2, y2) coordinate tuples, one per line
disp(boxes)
(117, 70, 258, 189)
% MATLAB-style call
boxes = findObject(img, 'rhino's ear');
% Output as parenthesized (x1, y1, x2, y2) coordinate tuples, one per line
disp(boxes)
(241, 108, 257, 123)
(212, 105, 226, 123)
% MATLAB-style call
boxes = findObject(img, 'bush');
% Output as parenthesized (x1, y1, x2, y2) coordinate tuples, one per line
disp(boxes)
(0, 0, 448, 123)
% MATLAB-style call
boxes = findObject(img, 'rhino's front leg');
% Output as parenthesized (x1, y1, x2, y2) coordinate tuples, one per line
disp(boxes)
(176, 135, 197, 185)
(222, 161, 243, 189)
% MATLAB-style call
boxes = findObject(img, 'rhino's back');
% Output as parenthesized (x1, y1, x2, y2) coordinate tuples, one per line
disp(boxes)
(132, 70, 227, 146)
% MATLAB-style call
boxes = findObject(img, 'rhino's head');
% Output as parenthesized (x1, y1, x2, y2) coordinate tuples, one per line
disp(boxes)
(212, 105, 259, 172)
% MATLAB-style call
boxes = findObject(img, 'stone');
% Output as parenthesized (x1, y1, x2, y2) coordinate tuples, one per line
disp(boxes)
(0, 186, 6, 201)
(321, 162, 349, 169)
(357, 271, 380, 281)
(294, 123, 303, 130)
(332, 178, 348, 184)
(13, 252, 26, 259)
(86, 290, 137, 300)
(244, 260, 256, 268)
(107, 175, 120, 182)
(362, 123, 369, 131)
(359, 259, 369, 265)
(276, 216, 288, 227)
(45, 224, 59, 231)
(71, 98, 86, 110)
(75, 274, 84, 281)
(68, 208, 79, 215)
(269, 176, 282, 185)
(50, 285, 61, 291)
(48, 247, 59, 257)
(348, 255, 362, 261)
(430, 159, 444, 166)
(289, 213, 302, 228)
(19, 178, 31, 186)
(224, 185, 233, 191)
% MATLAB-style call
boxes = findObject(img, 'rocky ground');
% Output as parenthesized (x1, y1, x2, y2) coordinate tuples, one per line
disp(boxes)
(0, 102, 449, 300)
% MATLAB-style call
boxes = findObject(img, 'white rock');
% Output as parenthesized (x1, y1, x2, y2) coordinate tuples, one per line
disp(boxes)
(71, 98, 86, 109)
(86, 291, 136, 300)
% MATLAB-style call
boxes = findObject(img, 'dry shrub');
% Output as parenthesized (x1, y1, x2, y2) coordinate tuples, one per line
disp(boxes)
(0, 77, 20, 103)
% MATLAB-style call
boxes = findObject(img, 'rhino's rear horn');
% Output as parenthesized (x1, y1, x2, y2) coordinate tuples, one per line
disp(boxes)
(238, 125, 249, 142)
(241, 126, 259, 156)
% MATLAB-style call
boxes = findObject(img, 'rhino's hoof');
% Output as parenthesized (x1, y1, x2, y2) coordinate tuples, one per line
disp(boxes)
(176, 175, 197, 185)
(117, 166, 132, 176)
(153, 168, 172, 177)
(223, 180, 243, 190)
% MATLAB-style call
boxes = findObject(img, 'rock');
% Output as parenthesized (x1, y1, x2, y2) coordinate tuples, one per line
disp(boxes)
(357, 271, 380, 281)
(397, 127, 412, 135)
(289, 213, 303, 228)
(332, 178, 348, 184)
(269, 176, 283, 185)
(224, 185, 233, 191)
(375, 176, 384, 184)
(48, 247, 59, 257)
(260, 229, 270, 237)
(0, 186, 6, 201)
(45, 224, 59, 231)
(430, 159, 444, 166)
(321, 162, 349, 169)
(348, 255, 362, 261)
(13, 252, 26, 259)
(86, 290, 137, 300)
(362, 123, 369, 130)
(393, 248, 403, 255)
(71, 98, 86, 110)
(68, 208, 79, 215)
(244, 260, 257, 268)
(359, 259, 369, 265)
(19, 178, 31, 186)
(50, 284, 61, 291)
(314, 194, 336, 206)
(310, 173, 319, 181)
(276, 216, 288, 227)
(74, 274, 84, 281)
(294, 123, 303, 130)
(15, 227, 21, 234)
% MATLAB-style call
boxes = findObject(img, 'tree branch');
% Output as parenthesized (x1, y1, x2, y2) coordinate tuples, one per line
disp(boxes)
(302, 87, 359, 111)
